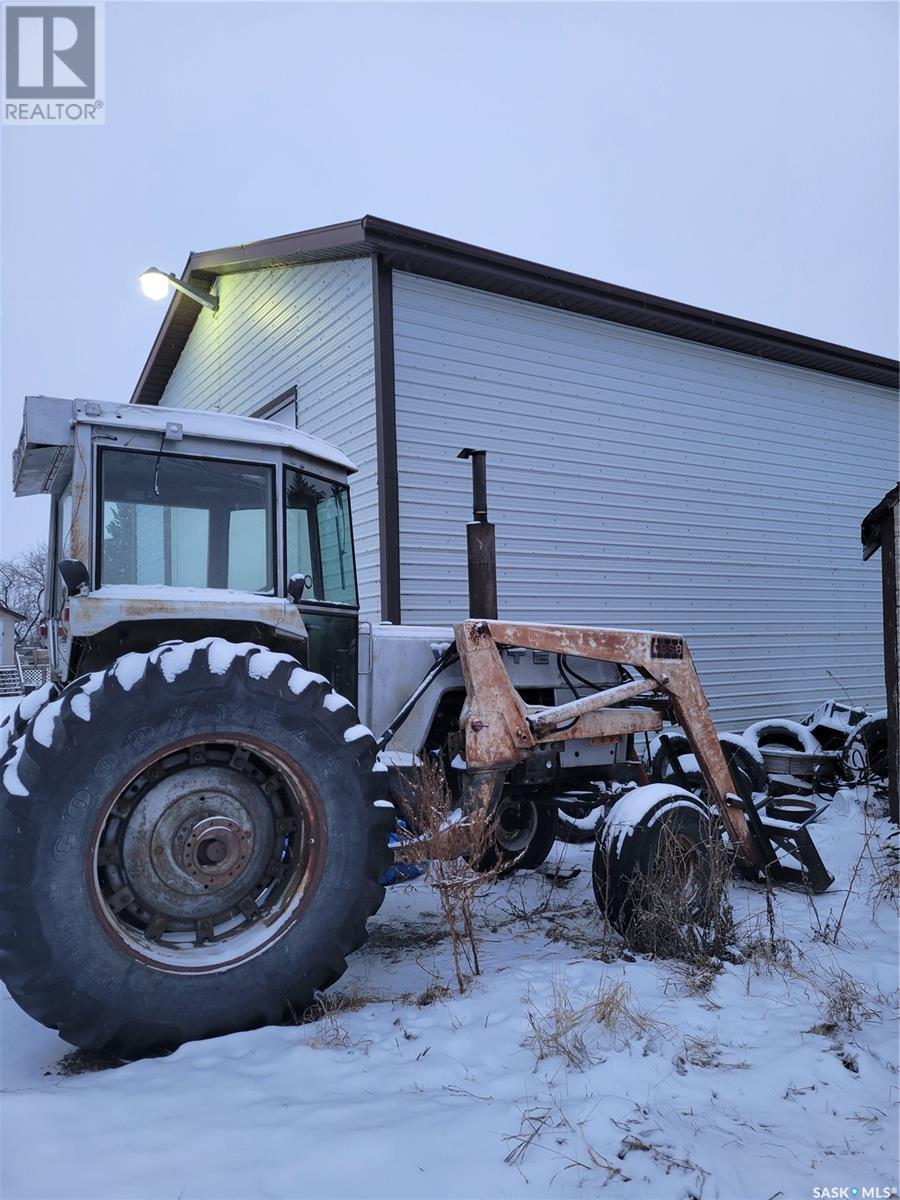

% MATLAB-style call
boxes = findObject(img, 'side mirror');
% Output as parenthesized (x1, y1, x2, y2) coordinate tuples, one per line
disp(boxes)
(287, 573, 313, 605)
(58, 559, 90, 596)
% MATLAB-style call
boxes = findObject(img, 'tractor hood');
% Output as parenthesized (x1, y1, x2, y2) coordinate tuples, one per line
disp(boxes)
(68, 585, 307, 640)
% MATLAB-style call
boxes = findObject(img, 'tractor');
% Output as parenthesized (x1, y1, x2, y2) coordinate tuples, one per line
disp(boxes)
(0, 396, 833, 1056)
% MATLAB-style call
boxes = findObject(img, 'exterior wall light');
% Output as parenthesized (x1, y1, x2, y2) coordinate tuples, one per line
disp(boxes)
(139, 268, 219, 311)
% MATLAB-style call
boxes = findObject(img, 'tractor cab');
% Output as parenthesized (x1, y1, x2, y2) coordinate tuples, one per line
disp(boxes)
(13, 395, 360, 698)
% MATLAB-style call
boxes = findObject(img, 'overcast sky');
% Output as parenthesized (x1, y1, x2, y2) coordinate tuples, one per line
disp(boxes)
(2, 0, 897, 560)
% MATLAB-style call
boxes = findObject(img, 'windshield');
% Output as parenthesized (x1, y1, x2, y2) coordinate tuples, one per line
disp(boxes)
(99, 449, 275, 593)
(285, 468, 356, 605)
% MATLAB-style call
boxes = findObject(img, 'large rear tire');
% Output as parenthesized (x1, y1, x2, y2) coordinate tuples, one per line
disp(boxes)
(0, 680, 60, 761)
(0, 639, 392, 1057)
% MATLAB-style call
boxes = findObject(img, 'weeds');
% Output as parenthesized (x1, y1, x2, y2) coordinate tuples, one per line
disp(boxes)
(617, 1134, 710, 1185)
(285, 989, 378, 1053)
(303, 995, 372, 1053)
(673, 1032, 750, 1073)
(864, 823, 899, 914)
(524, 978, 660, 1070)
(503, 1101, 627, 1184)
(739, 926, 797, 976)
(397, 759, 505, 993)
(806, 806, 895, 944)
(621, 820, 735, 967)
(808, 968, 881, 1037)
(414, 982, 452, 1007)
(54, 1048, 130, 1075)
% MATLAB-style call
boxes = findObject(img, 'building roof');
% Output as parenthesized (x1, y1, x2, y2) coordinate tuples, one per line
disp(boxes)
(0, 603, 25, 620)
(132, 215, 900, 405)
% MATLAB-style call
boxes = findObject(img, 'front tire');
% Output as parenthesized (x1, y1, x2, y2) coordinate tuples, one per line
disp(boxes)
(0, 639, 392, 1057)
(592, 785, 714, 946)
(476, 796, 558, 873)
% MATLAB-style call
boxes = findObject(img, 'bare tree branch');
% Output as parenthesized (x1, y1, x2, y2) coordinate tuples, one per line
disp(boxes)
(0, 543, 47, 643)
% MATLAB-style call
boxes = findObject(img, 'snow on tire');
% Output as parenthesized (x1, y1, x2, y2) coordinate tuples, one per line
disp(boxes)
(0, 639, 393, 1057)
(743, 719, 821, 755)
(0, 680, 60, 762)
(649, 729, 767, 798)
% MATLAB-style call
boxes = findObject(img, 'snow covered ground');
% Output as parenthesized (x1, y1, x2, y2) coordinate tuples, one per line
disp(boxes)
(0, 695, 897, 1200)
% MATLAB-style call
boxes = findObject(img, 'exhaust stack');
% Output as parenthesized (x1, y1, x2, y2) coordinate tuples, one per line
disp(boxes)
(458, 448, 498, 619)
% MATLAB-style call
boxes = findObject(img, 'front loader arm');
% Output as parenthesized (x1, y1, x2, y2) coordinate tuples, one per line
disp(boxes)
(453, 619, 760, 870)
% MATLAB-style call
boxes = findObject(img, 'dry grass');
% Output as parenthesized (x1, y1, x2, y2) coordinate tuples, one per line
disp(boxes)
(55, 1048, 130, 1075)
(503, 1101, 627, 1184)
(804, 807, 897, 946)
(299, 991, 376, 1053)
(807, 967, 882, 1037)
(865, 823, 899, 913)
(619, 820, 736, 967)
(413, 982, 452, 1007)
(524, 978, 662, 1070)
(736, 871, 798, 977)
(673, 1032, 750, 1073)
(397, 759, 506, 994)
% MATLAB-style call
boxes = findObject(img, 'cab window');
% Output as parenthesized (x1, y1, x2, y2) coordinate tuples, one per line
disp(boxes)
(285, 469, 356, 605)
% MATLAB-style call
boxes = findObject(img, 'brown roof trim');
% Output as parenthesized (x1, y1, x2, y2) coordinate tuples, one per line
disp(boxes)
(131, 215, 900, 405)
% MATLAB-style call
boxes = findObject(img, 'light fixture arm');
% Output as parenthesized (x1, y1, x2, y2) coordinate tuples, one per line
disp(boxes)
(145, 267, 218, 311)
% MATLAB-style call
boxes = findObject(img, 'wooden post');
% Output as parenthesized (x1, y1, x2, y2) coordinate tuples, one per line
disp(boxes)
(863, 486, 900, 825)
(881, 503, 899, 823)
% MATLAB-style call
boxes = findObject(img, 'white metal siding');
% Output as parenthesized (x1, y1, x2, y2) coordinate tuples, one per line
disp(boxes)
(393, 271, 898, 726)
(160, 259, 380, 619)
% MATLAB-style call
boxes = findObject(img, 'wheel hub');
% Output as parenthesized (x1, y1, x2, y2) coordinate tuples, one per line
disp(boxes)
(180, 816, 252, 890)
(122, 765, 273, 919)
(94, 741, 314, 965)
(494, 797, 539, 854)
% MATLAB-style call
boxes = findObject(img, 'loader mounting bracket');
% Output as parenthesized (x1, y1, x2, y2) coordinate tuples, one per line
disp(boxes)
(453, 619, 833, 891)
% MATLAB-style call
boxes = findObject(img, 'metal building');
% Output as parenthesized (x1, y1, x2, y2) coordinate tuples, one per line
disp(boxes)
(132, 217, 900, 725)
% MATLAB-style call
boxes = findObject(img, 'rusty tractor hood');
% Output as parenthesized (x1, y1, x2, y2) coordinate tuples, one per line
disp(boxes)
(68, 585, 307, 639)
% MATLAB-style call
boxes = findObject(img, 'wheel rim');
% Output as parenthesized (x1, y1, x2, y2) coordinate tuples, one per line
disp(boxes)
(91, 737, 322, 972)
(493, 797, 539, 854)
(671, 831, 705, 913)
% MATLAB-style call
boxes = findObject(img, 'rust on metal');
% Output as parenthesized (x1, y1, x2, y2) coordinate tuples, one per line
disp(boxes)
(528, 676, 664, 737)
(455, 620, 535, 769)
(532, 707, 662, 745)
(452, 619, 760, 870)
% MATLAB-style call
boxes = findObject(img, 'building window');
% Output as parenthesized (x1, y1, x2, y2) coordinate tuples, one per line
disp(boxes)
(252, 386, 297, 427)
